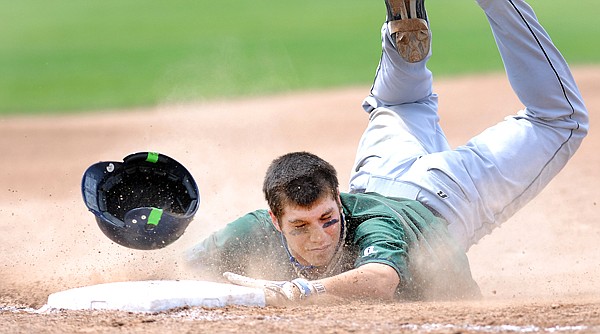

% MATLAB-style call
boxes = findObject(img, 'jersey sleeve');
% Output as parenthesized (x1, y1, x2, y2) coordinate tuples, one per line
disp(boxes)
(346, 194, 481, 300)
(352, 215, 412, 283)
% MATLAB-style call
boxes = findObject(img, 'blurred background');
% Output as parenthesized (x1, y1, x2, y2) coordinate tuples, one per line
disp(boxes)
(1, 0, 598, 115)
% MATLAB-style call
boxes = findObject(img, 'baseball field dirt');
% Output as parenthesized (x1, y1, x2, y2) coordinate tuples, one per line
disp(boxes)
(1, 67, 599, 333)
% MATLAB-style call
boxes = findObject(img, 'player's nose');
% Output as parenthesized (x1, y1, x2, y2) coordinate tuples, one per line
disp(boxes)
(308, 225, 328, 243)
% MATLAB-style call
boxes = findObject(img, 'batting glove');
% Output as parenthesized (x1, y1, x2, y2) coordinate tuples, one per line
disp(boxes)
(223, 272, 326, 306)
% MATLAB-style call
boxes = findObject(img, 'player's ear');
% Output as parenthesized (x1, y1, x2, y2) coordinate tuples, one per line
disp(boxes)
(268, 210, 282, 232)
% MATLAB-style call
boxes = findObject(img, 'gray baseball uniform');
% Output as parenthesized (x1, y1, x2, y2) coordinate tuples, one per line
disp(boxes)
(349, 0, 589, 251)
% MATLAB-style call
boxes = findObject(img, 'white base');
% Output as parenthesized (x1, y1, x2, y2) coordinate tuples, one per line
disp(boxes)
(42, 280, 266, 312)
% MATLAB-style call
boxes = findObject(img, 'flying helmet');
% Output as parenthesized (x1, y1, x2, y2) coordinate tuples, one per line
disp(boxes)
(82, 152, 199, 250)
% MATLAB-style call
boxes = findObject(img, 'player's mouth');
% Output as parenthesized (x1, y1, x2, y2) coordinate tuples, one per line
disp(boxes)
(307, 244, 331, 253)
(304, 244, 334, 266)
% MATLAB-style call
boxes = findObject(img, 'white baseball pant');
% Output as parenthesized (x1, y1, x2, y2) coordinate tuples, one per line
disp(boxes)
(348, 0, 589, 251)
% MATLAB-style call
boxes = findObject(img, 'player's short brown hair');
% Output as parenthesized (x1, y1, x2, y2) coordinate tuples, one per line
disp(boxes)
(263, 151, 339, 219)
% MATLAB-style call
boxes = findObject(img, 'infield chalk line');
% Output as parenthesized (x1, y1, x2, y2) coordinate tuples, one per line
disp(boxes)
(399, 323, 589, 333)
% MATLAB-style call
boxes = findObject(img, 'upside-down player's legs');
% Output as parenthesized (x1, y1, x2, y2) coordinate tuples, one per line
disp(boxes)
(351, 0, 588, 251)
(402, 0, 588, 250)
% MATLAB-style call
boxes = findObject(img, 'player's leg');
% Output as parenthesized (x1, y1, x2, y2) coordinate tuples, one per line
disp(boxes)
(396, 0, 589, 250)
(364, 0, 433, 109)
(349, 0, 451, 194)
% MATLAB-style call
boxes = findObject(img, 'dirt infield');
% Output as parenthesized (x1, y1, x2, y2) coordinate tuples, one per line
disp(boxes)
(1, 67, 599, 333)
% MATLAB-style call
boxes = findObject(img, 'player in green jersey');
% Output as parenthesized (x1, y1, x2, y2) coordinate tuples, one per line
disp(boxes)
(187, 0, 587, 305)
(187, 152, 481, 304)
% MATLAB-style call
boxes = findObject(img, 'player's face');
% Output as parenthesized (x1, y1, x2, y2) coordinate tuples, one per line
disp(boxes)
(270, 195, 342, 267)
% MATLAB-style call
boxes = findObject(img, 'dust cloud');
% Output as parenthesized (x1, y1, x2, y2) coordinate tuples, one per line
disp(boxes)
(1, 67, 599, 308)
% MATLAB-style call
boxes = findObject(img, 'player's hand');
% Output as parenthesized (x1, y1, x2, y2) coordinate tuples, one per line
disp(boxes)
(223, 272, 325, 306)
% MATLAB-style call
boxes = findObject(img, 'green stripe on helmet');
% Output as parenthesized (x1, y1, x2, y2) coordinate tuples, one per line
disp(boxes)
(146, 152, 159, 163)
(147, 208, 163, 226)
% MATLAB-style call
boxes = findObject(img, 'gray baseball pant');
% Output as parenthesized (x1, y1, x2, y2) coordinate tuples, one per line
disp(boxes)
(348, 0, 589, 251)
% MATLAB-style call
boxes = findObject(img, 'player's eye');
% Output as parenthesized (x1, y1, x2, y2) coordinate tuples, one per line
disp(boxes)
(322, 218, 339, 229)
(289, 224, 308, 236)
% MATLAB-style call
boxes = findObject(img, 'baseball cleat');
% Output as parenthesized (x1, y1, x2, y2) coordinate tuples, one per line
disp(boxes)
(385, 0, 430, 63)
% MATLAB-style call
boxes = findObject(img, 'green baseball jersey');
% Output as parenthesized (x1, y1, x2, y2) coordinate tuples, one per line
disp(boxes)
(188, 192, 480, 300)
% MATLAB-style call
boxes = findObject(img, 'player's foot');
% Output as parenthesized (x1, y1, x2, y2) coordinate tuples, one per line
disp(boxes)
(384, 0, 430, 63)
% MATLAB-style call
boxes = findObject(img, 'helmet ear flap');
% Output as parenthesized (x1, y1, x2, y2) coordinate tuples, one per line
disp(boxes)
(81, 152, 200, 250)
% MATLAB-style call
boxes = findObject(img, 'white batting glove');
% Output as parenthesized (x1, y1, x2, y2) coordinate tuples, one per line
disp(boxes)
(223, 272, 326, 306)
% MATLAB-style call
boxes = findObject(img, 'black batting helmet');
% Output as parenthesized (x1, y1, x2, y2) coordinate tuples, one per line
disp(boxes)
(82, 152, 199, 250)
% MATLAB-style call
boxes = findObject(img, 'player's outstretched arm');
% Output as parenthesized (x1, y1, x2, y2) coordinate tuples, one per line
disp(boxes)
(225, 263, 399, 306)
(319, 263, 399, 301)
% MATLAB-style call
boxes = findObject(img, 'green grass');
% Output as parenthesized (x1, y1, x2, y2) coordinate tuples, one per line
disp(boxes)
(428, 0, 600, 75)
(1, 0, 598, 114)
